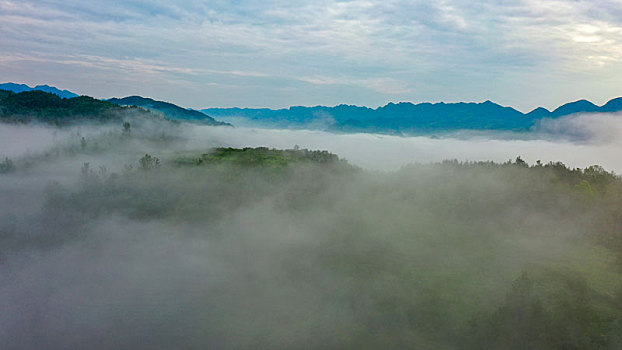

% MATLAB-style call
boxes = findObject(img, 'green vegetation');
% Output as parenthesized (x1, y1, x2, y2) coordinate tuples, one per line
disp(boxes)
(138, 153, 161, 170)
(2, 124, 622, 349)
(429, 158, 622, 256)
(174, 146, 354, 170)
(0, 89, 12, 101)
(108, 95, 231, 126)
(0, 89, 154, 125)
(0, 157, 13, 173)
(28, 147, 622, 348)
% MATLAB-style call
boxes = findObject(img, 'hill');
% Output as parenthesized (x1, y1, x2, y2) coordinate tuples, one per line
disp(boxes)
(173, 147, 355, 171)
(203, 97, 622, 134)
(109, 96, 230, 126)
(0, 89, 155, 125)
(0, 83, 79, 99)
(551, 99, 600, 117)
(203, 101, 532, 133)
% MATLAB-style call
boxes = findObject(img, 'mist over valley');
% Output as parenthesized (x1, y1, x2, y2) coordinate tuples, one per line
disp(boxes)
(6, 0, 622, 346)
(1, 87, 622, 348)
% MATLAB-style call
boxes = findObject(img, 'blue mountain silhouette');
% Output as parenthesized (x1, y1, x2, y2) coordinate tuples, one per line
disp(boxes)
(203, 97, 622, 133)
(0, 83, 79, 99)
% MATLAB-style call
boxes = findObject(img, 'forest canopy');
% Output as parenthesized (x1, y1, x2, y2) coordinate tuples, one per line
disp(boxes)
(0, 89, 155, 125)
(1, 102, 622, 349)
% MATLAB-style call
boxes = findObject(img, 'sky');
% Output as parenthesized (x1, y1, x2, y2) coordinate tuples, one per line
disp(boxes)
(1, 0, 622, 111)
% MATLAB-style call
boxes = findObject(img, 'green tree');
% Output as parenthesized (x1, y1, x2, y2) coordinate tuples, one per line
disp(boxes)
(139, 154, 160, 170)
(0, 157, 14, 173)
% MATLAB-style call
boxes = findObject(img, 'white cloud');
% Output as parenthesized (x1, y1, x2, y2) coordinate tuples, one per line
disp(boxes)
(298, 76, 410, 94)
(2, 0, 622, 110)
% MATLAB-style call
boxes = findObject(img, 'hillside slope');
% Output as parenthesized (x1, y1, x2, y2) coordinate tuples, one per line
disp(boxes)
(0, 90, 155, 125)
(109, 96, 230, 126)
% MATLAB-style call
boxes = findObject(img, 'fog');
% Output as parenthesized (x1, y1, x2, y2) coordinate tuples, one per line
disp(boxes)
(0, 124, 75, 159)
(3, 112, 622, 172)
(1, 114, 622, 349)
(181, 112, 622, 172)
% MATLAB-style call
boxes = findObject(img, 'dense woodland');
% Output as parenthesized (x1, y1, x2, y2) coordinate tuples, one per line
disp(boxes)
(0, 120, 622, 349)
(0, 89, 156, 125)
(1, 117, 622, 349)
(173, 147, 353, 169)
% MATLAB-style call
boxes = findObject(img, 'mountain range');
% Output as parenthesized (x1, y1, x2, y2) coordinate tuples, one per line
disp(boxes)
(0, 83, 229, 126)
(203, 97, 622, 133)
(0, 83, 79, 99)
(3, 82, 622, 133)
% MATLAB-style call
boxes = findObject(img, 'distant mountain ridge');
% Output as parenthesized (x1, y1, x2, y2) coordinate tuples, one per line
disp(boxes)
(3, 82, 621, 133)
(203, 97, 622, 133)
(0, 83, 79, 99)
(109, 96, 230, 126)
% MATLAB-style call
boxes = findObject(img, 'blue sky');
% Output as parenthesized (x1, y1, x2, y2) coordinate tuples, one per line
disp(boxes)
(1, 0, 622, 111)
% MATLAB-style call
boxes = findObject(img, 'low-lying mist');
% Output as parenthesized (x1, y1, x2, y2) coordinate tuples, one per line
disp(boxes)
(1, 115, 622, 349)
(181, 112, 622, 172)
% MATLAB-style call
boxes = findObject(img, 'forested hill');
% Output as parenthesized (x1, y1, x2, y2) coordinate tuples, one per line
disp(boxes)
(203, 97, 622, 133)
(0, 89, 157, 125)
(108, 96, 230, 126)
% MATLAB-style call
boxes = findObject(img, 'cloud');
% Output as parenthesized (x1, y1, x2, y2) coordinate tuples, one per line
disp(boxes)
(2, 0, 622, 109)
(298, 76, 411, 94)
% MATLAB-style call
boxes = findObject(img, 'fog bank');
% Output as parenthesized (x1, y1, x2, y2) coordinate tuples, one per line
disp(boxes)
(184, 112, 622, 172)
(1, 115, 621, 349)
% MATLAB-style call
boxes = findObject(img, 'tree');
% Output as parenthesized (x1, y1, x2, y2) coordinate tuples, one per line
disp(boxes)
(0, 157, 14, 173)
(123, 121, 131, 135)
(515, 156, 527, 167)
(139, 154, 160, 170)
